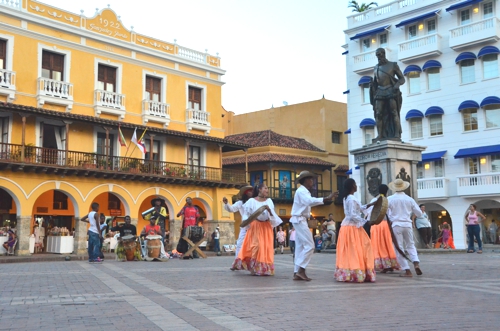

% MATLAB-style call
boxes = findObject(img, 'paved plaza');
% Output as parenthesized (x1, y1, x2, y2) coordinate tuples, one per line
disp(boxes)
(0, 251, 499, 331)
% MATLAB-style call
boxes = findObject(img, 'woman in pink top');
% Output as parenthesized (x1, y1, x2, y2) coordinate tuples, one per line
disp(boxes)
(466, 204, 486, 253)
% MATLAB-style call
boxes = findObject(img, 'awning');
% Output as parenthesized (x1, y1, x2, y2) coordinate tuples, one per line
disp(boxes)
(455, 52, 477, 64)
(355, 165, 360, 169)
(425, 106, 444, 117)
(458, 100, 479, 111)
(421, 151, 447, 163)
(480, 96, 500, 107)
(359, 118, 376, 128)
(344, 128, 351, 134)
(350, 25, 390, 40)
(346, 169, 352, 175)
(478, 46, 500, 58)
(342, 50, 349, 55)
(405, 109, 424, 120)
(423, 60, 442, 71)
(395, 10, 441, 28)
(343, 89, 350, 94)
(446, 0, 484, 12)
(403, 65, 422, 75)
(358, 76, 372, 85)
(455, 145, 500, 159)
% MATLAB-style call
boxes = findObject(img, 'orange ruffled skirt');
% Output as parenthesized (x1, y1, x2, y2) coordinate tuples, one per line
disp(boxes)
(232, 221, 274, 275)
(334, 225, 376, 283)
(371, 221, 400, 271)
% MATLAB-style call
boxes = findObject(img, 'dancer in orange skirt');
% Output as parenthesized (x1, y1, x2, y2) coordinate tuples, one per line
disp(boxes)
(233, 183, 283, 276)
(334, 178, 376, 283)
(366, 184, 400, 273)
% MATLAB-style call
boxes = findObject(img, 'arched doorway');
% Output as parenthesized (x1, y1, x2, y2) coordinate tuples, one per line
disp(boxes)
(471, 199, 500, 244)
(31, 189, 75, 253)
(421, 202, 452, 244)
(137, 196, 174, 234)
(0, 188, 17, 228)
(91, 192, 127, 229)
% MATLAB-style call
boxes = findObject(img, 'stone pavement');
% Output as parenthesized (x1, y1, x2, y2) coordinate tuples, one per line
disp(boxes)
(0, 251, 499, 331)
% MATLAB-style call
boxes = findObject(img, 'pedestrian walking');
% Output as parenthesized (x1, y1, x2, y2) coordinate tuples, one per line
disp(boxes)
(276, 226, 286, 254)
(289, 226, 296, 257)
(412, 204, 432, 248)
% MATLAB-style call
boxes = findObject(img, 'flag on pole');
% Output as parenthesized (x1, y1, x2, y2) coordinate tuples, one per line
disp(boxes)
(131, 128, 146, 154)
(118, 125, 127, 147)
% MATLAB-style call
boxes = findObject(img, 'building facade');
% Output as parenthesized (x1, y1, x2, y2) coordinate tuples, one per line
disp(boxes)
(343, 0, 500, 248)
(0, 0, 248, 255)
(222, 99, 349, 238)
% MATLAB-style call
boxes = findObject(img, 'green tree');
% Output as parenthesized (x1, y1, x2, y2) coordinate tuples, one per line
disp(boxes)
(348, 1, 379, 12)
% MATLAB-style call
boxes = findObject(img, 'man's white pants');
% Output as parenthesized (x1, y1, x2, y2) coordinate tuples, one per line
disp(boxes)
(234, 227, 248, 259)
(293, 220, 314, 273)
(392, 225, 419, 270)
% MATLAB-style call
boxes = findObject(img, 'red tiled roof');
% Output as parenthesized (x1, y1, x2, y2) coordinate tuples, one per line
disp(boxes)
(335, 164, 349, 172)
(225, 130, 324, 152)
(223, 153, 336, 167)
(0, 102, 249, 149)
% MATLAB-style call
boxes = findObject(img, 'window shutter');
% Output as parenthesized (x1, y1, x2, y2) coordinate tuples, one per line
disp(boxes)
(152, 78, 161, 94)
(42, 51, 51, 69)
(98, 65, 105, 82)
(0, 40, 6, 69)
(52, 53, 64, 73)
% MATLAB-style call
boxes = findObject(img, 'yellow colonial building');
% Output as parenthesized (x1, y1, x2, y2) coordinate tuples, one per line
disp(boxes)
(222, 98, 349, 239)
(0, 0, 248, 255)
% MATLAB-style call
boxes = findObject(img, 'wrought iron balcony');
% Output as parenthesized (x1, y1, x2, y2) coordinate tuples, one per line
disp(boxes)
(0, 143, 246, 187)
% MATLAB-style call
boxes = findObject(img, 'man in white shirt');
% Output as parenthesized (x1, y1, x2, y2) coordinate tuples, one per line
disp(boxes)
(291, 171, 336, 281)
(387, 179, 422, 277)
(82, 202, 102, 263)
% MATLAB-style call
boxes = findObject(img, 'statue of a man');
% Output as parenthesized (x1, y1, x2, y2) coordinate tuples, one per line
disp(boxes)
(370, 48, 405, 141)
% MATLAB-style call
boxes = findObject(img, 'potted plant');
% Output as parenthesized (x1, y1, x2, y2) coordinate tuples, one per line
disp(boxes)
(128, 158, 140, 173)
(24, 143, 36, 162)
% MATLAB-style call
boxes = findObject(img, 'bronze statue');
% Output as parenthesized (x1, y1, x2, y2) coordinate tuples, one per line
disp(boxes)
(370, 48, 405, 141)
(396, 167, 411, 196)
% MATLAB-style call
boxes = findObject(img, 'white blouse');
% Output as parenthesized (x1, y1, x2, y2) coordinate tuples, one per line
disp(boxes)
(243, 198, 283, 228)
(340, 195, 369, 228)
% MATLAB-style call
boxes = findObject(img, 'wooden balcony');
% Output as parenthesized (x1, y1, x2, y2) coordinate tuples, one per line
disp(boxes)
(0, 143, 246, 187)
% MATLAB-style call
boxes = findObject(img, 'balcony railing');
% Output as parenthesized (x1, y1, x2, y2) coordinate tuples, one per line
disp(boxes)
(0, 0, 21, 10)
(177, 46, 207, 64)
(398, 33, 441, 62)
(449, 18, 500, 50)
(457, 173, 500, 197)
(95, 90, 126, 109)
(186, 109, 211, 133)
(417, 177, 448, 200)
(352, 48, 392, 74)
(38, 78, 73, 99)
(142, 100, 170, 127)
(0, 69, 15, 89)
(0, 69, 16, 102)
(347, 0, 421, 28)
(0, 142, 246, 185)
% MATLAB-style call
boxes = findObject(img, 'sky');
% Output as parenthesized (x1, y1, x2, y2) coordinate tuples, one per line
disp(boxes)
(41, 0, 390, 114)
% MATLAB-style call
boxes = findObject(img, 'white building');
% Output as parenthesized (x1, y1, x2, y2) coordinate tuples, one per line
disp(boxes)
(343, 0, 500, 249)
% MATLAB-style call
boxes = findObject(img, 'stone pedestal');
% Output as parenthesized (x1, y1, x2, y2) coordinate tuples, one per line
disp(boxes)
(351, 140, 426, 204)
(170, 219, 235, 251)
(16, 216, 31, 256)
(74, 217, 88, 255)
